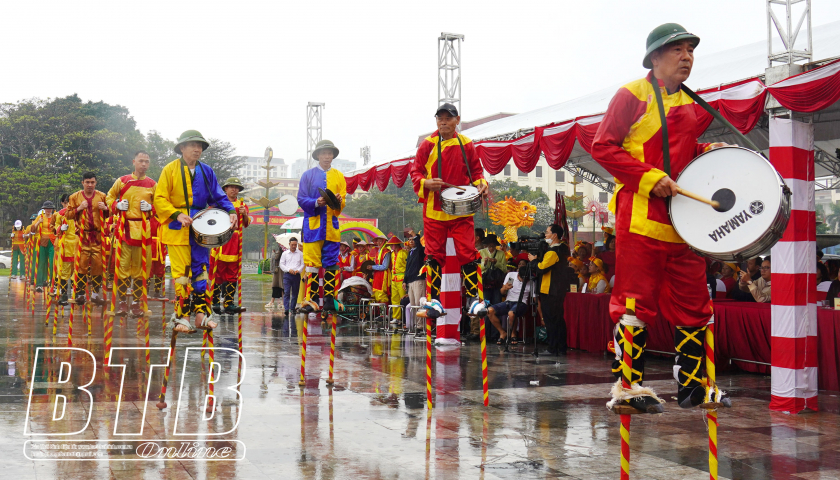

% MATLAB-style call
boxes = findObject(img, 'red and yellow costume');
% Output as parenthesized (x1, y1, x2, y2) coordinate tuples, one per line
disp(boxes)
(338, 246, 355, 282)
(149, 216, 167, 296)
(390, 241, 407, 320)
(65, 190, 109, 301)
(11, 225, 25, 277)
(370, 241, 391, 306)
(593, 72, 713, 328)
(33, 210, 57, 287)
(54, 208, 78, 295)
(410, 131, 487, 266)
(106, 173, 157, 308)
(593, 70, 719, 409)
(210, 198, 249, 312)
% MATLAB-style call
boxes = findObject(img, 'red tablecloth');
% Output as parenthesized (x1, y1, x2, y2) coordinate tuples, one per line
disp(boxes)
(563, 292, 840, 391)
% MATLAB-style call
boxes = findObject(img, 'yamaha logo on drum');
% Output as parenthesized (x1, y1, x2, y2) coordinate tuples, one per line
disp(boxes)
(707, 203, 763, 243)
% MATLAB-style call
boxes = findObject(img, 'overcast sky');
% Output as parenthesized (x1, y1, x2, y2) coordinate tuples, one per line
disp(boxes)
(3, 0, 839, 172)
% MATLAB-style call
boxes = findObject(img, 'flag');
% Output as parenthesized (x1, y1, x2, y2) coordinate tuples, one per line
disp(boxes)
(555, 191, 570, 243)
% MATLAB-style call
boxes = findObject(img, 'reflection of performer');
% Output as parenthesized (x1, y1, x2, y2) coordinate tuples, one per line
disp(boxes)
(592, 23, 730, 412)
(106, 151, 156, 316)
(153, 130, 236, 333)
(211, 177, 250, 315)
(65, 172, 110, 306)
(297, 140, 347, 313)
(409, 103, 487, 323)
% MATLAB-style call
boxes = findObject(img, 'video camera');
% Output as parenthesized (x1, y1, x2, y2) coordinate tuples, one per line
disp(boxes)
(510, 233, 547, 256)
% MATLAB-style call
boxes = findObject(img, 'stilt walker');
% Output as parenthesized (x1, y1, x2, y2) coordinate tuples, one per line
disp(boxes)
(409, 102, 488, 345)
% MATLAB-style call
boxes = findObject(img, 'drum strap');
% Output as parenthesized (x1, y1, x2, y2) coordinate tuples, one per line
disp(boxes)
(681, 85, 763, 153)
(436, 134, 473, 183)
(649, 73, 672, 177)
(179, 160, 191, 211)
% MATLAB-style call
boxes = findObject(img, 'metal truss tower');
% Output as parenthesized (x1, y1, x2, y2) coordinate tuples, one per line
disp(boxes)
(438, 33, 464, 118)
(767, 0, 812, 67)
(306, 102, 325, 169)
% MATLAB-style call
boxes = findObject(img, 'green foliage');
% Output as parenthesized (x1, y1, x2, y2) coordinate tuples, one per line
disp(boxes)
(200, 138, 246, 185)
(819, 202, 840, 234)
(343, 181, 423, 238)
(144, 130, 176, 181)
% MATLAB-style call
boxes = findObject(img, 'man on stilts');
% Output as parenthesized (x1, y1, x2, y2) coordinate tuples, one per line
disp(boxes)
(31, 201, 57, 293)
(592, 23, 731, 412)
(211, 177, 250, 315)
(106, 151, 157, 317)
(409, 103, 488, 341)
(297, 140, 347, 314)
(65, 173, 110, 306)
(154, 130, 236, 333)
(10, 220, 25, 279)
(54, 194, 78, 305)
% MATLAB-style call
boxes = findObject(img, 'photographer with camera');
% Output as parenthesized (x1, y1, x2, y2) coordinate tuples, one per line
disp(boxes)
(528, 224, 571, 355)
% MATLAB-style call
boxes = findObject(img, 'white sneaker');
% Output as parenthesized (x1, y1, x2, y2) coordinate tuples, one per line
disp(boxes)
(389, 319, 398, 324)
(265, 302, 274, 309)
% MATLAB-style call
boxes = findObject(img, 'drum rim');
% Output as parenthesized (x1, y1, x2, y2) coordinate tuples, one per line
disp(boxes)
(669, 146, 790, 261)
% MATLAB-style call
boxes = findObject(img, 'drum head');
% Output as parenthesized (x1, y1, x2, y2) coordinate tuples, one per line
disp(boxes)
(193, 208, 232, 235)
(671, 147, 784, 260)
(441, 185, 479, 200)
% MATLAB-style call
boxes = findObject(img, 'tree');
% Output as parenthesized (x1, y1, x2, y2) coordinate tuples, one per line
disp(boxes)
(0, 95, 145, 221)
(200, 138, 246, 185)
(144, 130, 176, 181)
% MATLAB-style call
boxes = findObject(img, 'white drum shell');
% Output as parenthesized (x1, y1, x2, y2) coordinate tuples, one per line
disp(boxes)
(669, 147, 790, 262)
(440, 185, 482, 216)
(191, 208, 234, 248)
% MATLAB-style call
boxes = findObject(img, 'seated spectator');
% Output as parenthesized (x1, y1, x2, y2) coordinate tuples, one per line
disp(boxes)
(583, 257, 610, 294)
(731, 257, 762, 302)
(817, 250, 824, 265)
(826, 279, 840, 306)
(827, 259, 840, 281)
(599, 235, 616, 277)
(568, 256, 585, 291)
(817, 262, 832, 294)
(739, 258, 771, 303)
(720, 262, 739, 298)
(486, 266, 532, 345)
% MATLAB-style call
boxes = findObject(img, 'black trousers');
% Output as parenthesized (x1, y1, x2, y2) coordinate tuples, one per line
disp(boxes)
(540, 293, 567, 352)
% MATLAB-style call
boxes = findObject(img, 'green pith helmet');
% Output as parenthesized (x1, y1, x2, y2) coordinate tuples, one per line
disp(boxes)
(643, 23, 700, 69)
(174, 130, 210, 155)
(311, 139, 339, 161)
(222, 177, 245, 191)
(30, 213, 37, 220)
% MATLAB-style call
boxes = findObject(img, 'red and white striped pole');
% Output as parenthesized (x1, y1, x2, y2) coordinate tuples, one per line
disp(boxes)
(768, 116, 818, 412)
(436, 238, 461, 343)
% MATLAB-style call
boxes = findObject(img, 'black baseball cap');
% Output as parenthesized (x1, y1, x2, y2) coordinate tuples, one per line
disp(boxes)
(435, 103, 459, 117)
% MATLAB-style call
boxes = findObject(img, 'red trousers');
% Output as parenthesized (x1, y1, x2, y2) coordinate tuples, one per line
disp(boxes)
(424, 216, 478, 266)
(151, 260, 165, 277)
(609, 226, 712, 328)
(215, 260, 240, 282)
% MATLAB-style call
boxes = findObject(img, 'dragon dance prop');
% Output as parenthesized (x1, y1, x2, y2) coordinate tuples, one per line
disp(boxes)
(488, 196, 537, 243)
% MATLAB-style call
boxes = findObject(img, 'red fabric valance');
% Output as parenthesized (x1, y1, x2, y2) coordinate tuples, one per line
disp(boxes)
(346, 59, 840, 193)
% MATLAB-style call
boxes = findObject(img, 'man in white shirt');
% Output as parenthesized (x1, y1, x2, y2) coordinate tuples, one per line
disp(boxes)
(280, 237, 304, 314)
(486, 266, 532, 344)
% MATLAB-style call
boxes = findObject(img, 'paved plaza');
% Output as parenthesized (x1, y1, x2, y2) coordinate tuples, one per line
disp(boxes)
(2, 276, 840, 479)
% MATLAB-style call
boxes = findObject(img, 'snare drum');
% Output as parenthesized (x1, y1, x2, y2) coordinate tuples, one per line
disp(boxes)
(440, 185, 482, 216)
(669, 146, 791, 262)
(191, 208, 234, 248)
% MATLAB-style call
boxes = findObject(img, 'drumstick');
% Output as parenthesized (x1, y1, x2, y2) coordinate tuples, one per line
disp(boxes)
(441, 182, 466, 191)
(676, 187, 720, 210)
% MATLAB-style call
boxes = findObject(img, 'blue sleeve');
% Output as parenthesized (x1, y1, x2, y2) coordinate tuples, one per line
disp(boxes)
(297, 170, 319, 216)
(372, 252, 391, 271)
(204, 164, 235, 213)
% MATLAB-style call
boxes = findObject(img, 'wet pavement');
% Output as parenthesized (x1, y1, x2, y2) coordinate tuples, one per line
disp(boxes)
(3, 276, 840, 479)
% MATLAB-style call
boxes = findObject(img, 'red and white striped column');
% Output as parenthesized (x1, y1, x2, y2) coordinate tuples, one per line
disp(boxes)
(436, 238, 462, 344)
(768, 116, 818, 413)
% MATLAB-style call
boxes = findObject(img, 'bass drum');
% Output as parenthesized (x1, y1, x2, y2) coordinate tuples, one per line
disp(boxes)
(669, 146, 791, 262)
